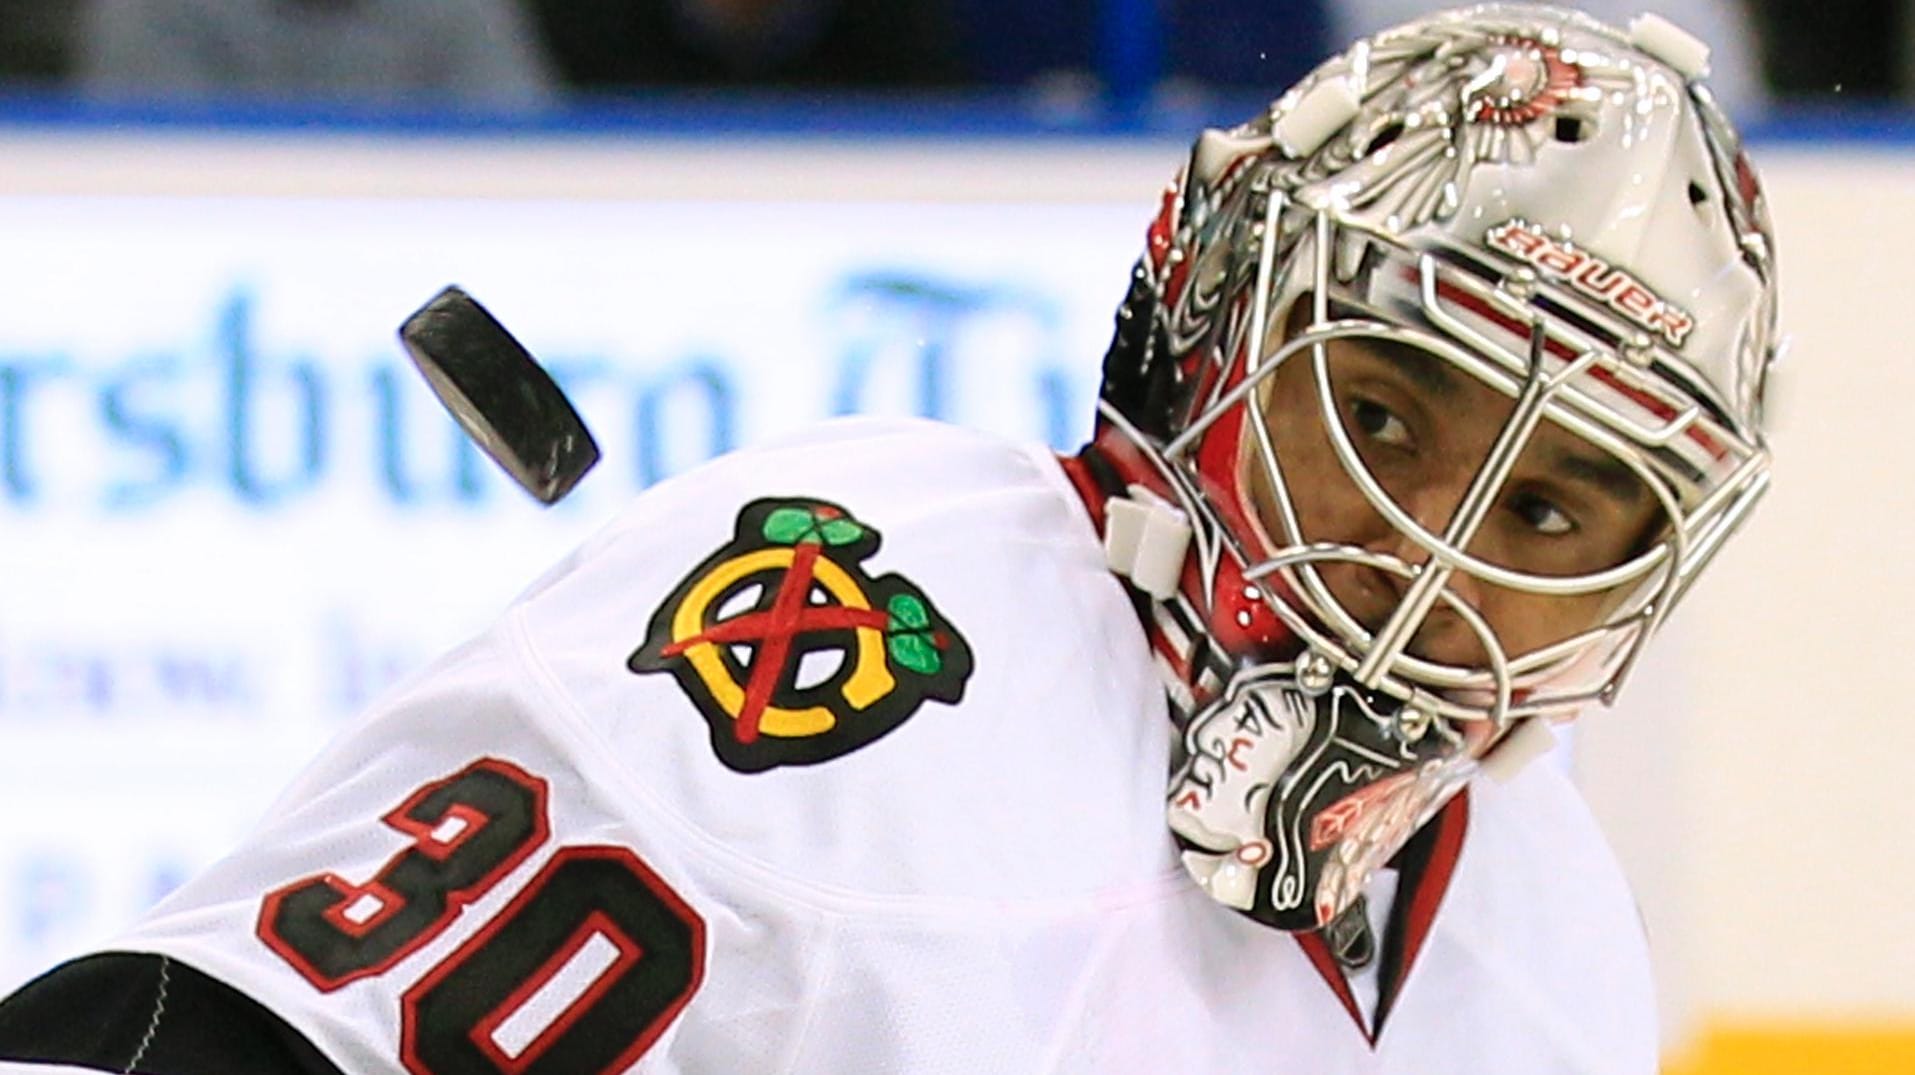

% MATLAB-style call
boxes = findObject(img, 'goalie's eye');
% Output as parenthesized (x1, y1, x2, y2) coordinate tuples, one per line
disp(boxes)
(1348, 397, 1414, 449)
(1506, 489, 1576, 536)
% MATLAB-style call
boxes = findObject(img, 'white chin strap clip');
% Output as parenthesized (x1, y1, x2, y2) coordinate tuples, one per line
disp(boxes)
(1479, 715, 1558, 783)
(1105, 485, 1193, 601)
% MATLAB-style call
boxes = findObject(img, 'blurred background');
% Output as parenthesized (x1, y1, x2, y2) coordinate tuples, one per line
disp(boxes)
(0, 1, 1907, 1072)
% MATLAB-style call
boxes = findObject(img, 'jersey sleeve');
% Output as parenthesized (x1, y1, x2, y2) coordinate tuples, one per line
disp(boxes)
(0, 952, 348, 1074)
(8, 621, 723, 1074)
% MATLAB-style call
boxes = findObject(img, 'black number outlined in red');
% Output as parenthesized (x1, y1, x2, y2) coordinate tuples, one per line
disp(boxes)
(256, 758, 550, 991)
(255, 758, 707, 1072)
(400, 845, 706, 1075)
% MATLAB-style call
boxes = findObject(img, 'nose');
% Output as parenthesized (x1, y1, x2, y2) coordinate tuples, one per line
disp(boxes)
(1353, 478, 1486, 614)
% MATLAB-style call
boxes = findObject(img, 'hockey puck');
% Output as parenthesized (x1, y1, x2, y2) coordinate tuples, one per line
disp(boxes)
(398, 285, 600, 505)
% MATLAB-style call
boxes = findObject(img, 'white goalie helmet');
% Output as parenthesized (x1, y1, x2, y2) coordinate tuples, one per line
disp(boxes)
(1088, 4, 1778, 936)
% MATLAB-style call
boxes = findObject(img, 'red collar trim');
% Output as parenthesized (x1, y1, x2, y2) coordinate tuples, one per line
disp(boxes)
(1295, 929, 1369, 1042)
(1056, 450, 1112, 534)
(1374, 788, 1471, 1036)
(1293, 789, 1471, 1046)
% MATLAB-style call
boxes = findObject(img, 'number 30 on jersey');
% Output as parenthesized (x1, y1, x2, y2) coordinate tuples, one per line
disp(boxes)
(255, 757, 706, 1075)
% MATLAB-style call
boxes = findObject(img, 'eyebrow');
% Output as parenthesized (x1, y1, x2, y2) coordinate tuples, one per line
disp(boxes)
(1545, 446, 1647, 506)
(1352, 337, 1462, 400)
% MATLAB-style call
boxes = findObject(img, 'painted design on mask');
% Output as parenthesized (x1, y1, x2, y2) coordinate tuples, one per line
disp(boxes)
(1284, 23, 1646, 235)
(1166, 663, 1477, 931)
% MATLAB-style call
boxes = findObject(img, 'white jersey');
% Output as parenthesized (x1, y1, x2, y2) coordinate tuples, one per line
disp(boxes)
(13, 418, 1656, 1074)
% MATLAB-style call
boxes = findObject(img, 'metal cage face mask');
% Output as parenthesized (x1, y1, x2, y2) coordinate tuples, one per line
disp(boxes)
(1094, 4, 1779, 935)
(1219, 222, 1762, 727)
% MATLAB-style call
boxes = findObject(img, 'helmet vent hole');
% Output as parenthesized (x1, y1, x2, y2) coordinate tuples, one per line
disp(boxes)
(1365, 122, 1406, 156)
(1687, 180, 1708, 206)
(1553, 115, 1591, 143)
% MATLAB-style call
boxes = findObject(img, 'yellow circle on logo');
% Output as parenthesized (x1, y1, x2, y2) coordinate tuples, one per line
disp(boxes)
(669, 547, 896, 738)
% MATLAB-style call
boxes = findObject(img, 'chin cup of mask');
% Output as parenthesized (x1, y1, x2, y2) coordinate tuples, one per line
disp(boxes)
(1166, 659, 1479, 932)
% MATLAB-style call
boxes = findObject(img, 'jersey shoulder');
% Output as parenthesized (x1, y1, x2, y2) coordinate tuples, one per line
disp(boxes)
(18, 420, 1176, 1074)
(515, 417, 1179, 905)
(1387, 758, 1658, 1073)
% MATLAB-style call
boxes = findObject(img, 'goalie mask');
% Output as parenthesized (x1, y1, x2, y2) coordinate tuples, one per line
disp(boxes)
(1086, 5, 1778, 936)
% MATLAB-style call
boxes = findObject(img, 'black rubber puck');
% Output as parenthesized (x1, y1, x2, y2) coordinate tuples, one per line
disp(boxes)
(398, 285, 600, 505)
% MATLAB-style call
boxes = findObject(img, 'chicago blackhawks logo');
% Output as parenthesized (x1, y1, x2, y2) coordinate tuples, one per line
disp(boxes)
(630, 498, 973, 772)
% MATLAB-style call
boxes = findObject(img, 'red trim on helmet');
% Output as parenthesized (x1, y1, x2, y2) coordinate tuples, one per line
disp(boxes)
(1468, 38, 1583, 127)
(1429, 278, 1729, 461)
(1149, 182, 1191, 310)
(1151, 628, 1195, 681)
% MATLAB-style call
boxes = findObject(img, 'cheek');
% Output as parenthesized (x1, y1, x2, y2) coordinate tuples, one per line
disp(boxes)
(1259, 385, 1355, 536)
(1281, 456, 1348, 539)
(1476, 586, 1610, 654)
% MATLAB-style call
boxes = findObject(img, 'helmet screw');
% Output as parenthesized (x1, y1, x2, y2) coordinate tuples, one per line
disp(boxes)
(1295, 651, 1336, 695)
(1622, 332, 1654, 367)
(1396, 705, 1433, 743)
(1503, 266, 1539, 300)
